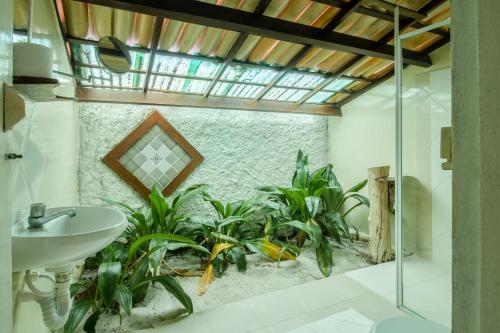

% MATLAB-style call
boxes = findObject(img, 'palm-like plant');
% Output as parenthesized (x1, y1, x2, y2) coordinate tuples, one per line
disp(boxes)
(184, 192, 299, 295)
(258, 150, 369, 277)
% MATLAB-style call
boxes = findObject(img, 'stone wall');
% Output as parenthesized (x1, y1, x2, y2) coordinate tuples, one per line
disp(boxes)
(78, 103, 329, 210)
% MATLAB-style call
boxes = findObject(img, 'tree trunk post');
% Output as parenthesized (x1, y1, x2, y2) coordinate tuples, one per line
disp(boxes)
(368, 166, 392, 263)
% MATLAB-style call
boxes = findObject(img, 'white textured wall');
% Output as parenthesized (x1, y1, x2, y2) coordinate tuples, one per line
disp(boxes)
(11, 100, 79, 333)
(79, 104, 329, 208)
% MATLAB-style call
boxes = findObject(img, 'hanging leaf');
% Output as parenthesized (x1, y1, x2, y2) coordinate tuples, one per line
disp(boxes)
(198, 264, 215, 296)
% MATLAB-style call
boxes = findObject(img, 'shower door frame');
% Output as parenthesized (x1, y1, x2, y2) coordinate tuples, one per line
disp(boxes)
(394, 7, 451, 314)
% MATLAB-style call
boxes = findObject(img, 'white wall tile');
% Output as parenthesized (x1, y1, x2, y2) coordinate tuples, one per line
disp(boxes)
(0, 0, 13, 330)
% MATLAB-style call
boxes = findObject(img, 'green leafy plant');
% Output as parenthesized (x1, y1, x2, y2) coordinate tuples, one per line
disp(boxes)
(104, 184, 208, 245)
(183, 192, 299, 295)
(258, 150, 369, 277)
(65, 234, 208, 333)
(65, 186, 210, 333)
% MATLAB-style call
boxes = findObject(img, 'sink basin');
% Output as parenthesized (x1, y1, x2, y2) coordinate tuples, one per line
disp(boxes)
(12, 206, 127, 272)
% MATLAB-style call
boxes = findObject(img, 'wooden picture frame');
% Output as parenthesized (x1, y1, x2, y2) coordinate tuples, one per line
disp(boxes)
(102, 110, 204, 200)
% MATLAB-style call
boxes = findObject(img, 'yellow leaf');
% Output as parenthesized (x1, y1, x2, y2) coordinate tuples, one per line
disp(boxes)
(260, 240, 296, 261)
(198, 264, 215, 296)
(210, 243, 235, 262)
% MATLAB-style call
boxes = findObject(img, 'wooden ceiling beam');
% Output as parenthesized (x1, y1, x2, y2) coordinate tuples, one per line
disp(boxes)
(76, 88, 342, 116)
(143, 17, 164, 93)
(74, 0, 432, 67)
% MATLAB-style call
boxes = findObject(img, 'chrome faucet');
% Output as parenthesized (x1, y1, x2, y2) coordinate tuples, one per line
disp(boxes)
(28, 203, 76, 229)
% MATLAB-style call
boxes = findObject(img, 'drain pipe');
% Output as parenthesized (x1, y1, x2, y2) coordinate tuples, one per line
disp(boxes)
(22, 270, 73, 331)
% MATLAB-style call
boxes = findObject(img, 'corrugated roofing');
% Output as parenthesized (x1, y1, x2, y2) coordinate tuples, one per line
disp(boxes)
(14, 0, 451, 110)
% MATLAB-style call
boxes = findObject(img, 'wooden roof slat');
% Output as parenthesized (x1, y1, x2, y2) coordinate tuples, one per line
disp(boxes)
(74, 0, 432, 67)
(76, 87, 342, 116)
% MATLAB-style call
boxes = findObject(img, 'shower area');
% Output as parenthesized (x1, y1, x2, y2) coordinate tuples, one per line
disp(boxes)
(395, 11, 452, 328)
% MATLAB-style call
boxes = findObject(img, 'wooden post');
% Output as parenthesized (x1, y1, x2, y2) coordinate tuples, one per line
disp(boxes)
(368, 166, 392, 263)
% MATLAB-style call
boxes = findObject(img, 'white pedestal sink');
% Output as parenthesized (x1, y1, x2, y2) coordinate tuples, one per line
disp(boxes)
(12, 206, 127, 272)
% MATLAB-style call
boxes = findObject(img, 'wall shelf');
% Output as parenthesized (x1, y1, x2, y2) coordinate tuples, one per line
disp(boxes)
(3, 82, 76, 132)
(3, 84, 25, 132)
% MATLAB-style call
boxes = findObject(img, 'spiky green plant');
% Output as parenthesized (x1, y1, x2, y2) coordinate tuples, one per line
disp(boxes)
(258, 150, 369, 277)
(183, 192, 299, 295)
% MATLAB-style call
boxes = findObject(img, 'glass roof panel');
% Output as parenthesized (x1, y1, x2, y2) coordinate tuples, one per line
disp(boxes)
(76, 65, 145, 89)
(210, 82, 264, 99)
(68, 41, 349, 107)
(262, 87, 287, 101)
(276, 72, 324, 89)
(283, 89, 309, 102)
(324, 78, 353, 91)
(305, 91, 336, 104)
(150, 75, 210, 94)
(152, 54, 221, 78)
(220, 64, 279, 85)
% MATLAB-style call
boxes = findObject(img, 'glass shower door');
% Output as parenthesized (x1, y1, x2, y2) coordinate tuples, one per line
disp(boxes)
(395, 12, 452, 329)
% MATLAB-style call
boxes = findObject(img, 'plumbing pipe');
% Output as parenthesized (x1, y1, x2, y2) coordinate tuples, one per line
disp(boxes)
(24, 269, 73, 331)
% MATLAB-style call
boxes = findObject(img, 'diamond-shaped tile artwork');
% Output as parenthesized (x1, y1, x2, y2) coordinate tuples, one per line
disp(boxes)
(103, 111, 203, 200)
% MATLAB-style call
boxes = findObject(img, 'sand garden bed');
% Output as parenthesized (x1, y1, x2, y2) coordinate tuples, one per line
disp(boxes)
(91, 239, 371, 332)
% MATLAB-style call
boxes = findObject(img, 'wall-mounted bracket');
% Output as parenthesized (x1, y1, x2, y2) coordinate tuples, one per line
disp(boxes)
(441, 127, 453, 170)
(3, 83, 26, 132)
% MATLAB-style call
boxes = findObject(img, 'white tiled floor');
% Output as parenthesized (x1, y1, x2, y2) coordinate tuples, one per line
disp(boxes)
(287, 309, 373, 333)
(134, 273, 405, 333)
(346, 256, 451, 328)
(129, 255, 453, 333)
